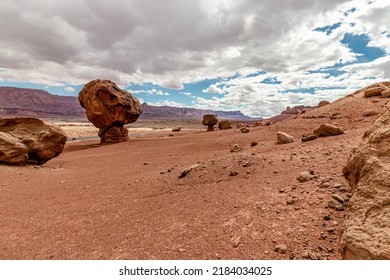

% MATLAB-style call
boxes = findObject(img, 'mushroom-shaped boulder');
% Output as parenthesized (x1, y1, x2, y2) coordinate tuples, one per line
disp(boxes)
(78, 79, 143, 143)
(202, 114, 218, 132)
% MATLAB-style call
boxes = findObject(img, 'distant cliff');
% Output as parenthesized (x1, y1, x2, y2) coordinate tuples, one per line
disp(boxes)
(141, 103, 254, 120)
(0, 86, 255, 120)
(0, 87, 84, 117)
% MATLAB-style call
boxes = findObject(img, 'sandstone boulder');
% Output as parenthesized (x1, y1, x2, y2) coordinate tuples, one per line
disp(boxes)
(218, 120, 232, 130)
(317, 100, 330, 108)
(78, 79, 143, 143)
(276, 131, 294, 144)
(0, 117, 67, 164)
(364, 87, 384, 97)
(301, 133, 319, 142)
(313, 124, 344, 137)
(202, 114, 218, 132)
(362, 109, 379, 117)
(172, 126, 182, 132)
(342, 104, 390, 259)
(382, 89, 390, 98)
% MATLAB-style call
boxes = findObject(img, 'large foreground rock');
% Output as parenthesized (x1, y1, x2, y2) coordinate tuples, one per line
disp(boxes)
(342, 104, 390, 259)
(0, 117, 67, 164)
(78, 79, 143, 143)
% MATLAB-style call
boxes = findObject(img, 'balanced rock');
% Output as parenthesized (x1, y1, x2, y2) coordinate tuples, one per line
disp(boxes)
(202, 114, 218, 132)
(317, 100, 330, 108)
(0, 117, 67, 165)
(341, 103, 390, 259)
(78, 79, 143, 143)
(276, 131, 294, 144)
(218, 120, 232, 130)
(313, 124, 344, 137)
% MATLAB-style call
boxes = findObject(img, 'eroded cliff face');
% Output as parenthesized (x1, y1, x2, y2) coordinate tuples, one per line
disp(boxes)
(342, 103, 390, 259)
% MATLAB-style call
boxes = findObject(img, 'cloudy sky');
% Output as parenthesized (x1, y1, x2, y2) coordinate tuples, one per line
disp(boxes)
(0, 0, 389, 117)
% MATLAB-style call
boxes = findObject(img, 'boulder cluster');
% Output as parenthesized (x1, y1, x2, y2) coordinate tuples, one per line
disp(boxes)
(0, 117, 67, 165)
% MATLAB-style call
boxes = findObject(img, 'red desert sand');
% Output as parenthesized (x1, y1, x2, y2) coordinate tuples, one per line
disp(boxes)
(0, 87, 388, 260)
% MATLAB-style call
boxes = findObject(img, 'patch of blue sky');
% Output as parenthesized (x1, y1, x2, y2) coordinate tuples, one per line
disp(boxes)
(280, 86, 346, 95)
(244, 70, 267, 78)
(343, 7, 357, 17)
(314, 22, 342, 35)
(341, 33, 386, 63)
(307, 68, 347, 78)
(261, 76, 281, 84)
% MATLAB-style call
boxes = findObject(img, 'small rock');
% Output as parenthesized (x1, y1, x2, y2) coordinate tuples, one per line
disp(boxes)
(328, 200, 344, 211)
(60, 181, 66, 184)
(286, 197, 295, 205)
(297, 171, 312, 183)
(179, 164, 199, 179)
(362, 110, 378, 117)
(229, 170, 239, 176)
(275, 244, 287, 254)
(276, 131, 294, 144)
(251, 141, 258, 147)
(317, 100, 330, 108)
(323, 214, 331, 221)
(313, 124, 344, 137)
(301, 133, 319, 142)
(178, 248, 186, 253)
(230, 144, 243, 153)
(172, 126, 182, 132)
(232, 236, 241, 248)
(332, 194, 345, 204)
(143, 162, 150, 165)
(241, 127, 250, 133)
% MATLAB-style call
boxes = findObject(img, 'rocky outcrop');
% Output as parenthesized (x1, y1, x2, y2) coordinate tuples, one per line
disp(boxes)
(218, 120, 232, 130)
(313, 124, 344, 137)
(342, 104, 390, 259)
(0, 117, 67, 164)
(202, 114, 218, 132)
(276, 132, 294, 144)
(352, 81, 390, 98)
(78, 80, 143, 143)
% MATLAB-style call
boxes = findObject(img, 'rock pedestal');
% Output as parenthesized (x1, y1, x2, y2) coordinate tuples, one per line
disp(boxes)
(78, 79, 143, 143)
(202, 114, 218, 132)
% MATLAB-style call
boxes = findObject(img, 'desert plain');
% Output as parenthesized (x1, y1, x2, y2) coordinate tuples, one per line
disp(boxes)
(0, 88, 388, 260)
